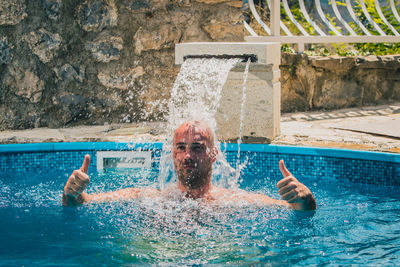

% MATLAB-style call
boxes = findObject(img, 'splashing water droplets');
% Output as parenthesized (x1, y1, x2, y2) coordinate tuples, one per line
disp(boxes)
(158, 57, 244, 189)
(167, 58, 241, 133)
(235, 58, 251, 185)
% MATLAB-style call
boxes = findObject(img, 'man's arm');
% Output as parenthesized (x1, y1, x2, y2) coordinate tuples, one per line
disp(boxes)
(232, 160, 316, 211)
(62, 155, 156, 206)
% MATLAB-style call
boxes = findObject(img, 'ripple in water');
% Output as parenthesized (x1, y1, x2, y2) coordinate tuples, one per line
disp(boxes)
(1, 57, 400, 265)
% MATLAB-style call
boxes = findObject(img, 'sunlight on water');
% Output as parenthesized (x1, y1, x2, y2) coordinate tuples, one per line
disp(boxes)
(78, 175, 292, 265)
(113, 197, 289, 264)
(1, 169, 400, 265)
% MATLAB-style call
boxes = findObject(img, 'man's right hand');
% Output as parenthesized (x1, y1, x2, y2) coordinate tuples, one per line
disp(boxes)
(62, 155, 91, 206)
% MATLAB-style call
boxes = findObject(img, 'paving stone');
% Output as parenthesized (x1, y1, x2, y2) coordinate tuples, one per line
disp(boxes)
(0, 105, 399, 153)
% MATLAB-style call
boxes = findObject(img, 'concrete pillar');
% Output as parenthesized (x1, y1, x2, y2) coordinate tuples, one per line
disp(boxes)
(175, 42, 281, 143)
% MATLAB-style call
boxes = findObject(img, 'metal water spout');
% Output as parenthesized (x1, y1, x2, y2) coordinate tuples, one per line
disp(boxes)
(175, 42, 281, 143)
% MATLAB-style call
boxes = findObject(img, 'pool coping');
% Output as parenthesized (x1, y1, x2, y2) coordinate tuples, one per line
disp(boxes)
(0, 142, 399, 164)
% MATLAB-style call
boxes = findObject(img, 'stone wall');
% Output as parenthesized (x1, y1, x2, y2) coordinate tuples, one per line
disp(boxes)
(0, 0, 244, 130)
(1, 0, 399, 131)
(280, 53, 400, 112)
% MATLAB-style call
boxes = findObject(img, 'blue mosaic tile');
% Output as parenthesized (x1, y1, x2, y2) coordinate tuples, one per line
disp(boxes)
(0, 143, 399, 186)
(224, 151, 400, 186)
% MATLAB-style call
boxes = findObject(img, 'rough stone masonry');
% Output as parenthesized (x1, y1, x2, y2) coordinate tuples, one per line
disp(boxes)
(0, 0, 399, 130)
(0, 0, 244, 130)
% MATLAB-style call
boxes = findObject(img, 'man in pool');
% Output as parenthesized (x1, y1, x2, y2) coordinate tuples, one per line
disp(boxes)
(62, 121, 316, 211)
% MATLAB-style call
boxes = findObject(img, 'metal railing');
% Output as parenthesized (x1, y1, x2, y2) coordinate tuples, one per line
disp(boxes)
(244, 0, 400, 51)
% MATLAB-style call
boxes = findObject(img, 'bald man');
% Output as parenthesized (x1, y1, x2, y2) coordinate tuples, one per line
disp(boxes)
(63, 121, 316, 211)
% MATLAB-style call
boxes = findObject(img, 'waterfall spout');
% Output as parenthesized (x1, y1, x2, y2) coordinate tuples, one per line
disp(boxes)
(175, 42, 281, 143)
(183, 54, 258, 63)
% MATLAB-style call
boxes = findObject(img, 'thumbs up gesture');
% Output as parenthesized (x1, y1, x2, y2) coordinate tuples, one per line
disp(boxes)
(277, 160, 316, 211)
(62, 155, 91, 206)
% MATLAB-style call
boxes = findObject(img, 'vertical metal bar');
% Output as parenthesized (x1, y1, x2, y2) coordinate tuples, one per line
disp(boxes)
(266, 0, 293, 36)
(271, 0, 281, 36)
(296, 42, 305, 52)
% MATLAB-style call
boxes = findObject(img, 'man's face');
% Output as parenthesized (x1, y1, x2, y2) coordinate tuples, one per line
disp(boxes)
(172, 123, 216, 189)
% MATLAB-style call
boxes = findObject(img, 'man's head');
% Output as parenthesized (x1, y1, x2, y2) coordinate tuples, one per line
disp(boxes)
(172, 121, 217, 192)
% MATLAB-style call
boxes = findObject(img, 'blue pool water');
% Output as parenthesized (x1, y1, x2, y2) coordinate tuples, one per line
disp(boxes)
(0, 143, 399, 265)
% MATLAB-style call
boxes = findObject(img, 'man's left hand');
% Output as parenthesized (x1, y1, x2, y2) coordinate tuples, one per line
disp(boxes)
(277, 160, 316, 211)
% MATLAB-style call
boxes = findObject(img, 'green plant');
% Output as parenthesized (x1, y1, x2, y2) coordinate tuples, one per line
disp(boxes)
(278, 0, 400, 55)
(280, 0, 317, 35)
(349, 0, 400, 55)
(281, 44, 296, 53)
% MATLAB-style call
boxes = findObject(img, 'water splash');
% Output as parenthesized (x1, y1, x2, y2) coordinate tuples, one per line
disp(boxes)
(167, 57, 241, 133)
(158, 57, 241, 189)
(234, 58, 251, 186)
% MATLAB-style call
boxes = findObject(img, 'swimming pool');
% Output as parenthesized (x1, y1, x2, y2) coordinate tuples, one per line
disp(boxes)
(0, 142, 399, 265)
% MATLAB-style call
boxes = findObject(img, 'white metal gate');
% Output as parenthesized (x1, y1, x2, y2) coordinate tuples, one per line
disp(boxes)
(244, 0, 400, 51)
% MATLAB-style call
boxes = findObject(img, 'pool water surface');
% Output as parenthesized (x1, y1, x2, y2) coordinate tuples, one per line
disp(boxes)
(1, 166, 399, 265)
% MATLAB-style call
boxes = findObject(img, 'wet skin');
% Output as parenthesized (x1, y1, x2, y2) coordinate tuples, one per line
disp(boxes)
(62, 121, 316, 211)
(172, 121, 217, 198)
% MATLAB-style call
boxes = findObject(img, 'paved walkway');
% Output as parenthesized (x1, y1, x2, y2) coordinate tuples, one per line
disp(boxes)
(275, 103, 400, 153)
(1, 103, 399, 153)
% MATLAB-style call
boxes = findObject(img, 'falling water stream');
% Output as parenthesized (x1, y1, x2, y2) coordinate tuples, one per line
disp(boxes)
(235, 58, 251, 183)
(158, 57, 242, 189)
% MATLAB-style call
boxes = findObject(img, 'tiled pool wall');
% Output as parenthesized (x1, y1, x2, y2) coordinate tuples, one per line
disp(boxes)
(0, 142, 399, 186)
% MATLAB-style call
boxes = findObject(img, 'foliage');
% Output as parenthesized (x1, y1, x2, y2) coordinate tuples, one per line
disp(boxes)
(281, 44, 296, 53)
(349, 0, 400, 55)
(277, 0, 400, 56)
(280, 0, 316, 35)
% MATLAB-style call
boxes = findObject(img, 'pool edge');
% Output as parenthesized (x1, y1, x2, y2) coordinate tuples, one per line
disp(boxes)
(0, 142, 399, 164)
